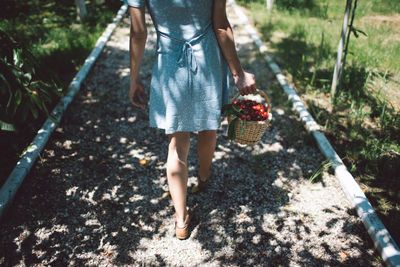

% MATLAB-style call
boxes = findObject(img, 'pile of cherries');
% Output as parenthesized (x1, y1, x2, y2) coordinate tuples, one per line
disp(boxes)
(233, 100, 270, 121)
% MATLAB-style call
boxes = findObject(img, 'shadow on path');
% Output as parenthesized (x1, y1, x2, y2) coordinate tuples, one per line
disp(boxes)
(0, 13, 381, 266)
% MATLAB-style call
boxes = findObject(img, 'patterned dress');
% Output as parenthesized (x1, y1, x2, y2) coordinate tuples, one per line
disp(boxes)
(125, 0, 230, 134)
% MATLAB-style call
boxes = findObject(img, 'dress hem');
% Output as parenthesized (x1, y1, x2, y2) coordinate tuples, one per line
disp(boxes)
(149, 124, 221, 135)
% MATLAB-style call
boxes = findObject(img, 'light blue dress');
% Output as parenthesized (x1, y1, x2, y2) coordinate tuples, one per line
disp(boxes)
(125, 0, 230, 134)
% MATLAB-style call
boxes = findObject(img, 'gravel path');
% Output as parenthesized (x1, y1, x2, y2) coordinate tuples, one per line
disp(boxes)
(0, 4, 382, 266)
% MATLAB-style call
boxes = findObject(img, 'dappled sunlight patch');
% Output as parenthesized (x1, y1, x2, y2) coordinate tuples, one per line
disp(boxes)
(120, 163, 134, 170)
(128, 195, 144, 203)
(133, 236, 206, 265)
(0, 4, 383, 266)
(255, 142, 283, 154)
(149, 198, 161, 205)
(66, 186, 79, 197)
(84, 218, 101, 227)
(287, 162, 304, 178)
(128, 148, 145, 158)
(127, 116, 136, 123)
(119, 137, 127, 144)
(116, 67, 130, 78)
(82, 98, 99, 104)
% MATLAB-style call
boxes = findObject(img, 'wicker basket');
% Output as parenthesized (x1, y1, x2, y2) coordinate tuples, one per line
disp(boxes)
(227, 89, 271, 146)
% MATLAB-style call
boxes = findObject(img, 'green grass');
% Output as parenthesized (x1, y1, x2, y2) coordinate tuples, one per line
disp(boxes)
(242, 0, 400, 73)
(238, 0, 400, 244)
(0, 0, 121, 187)
(0, 0, 121, 86)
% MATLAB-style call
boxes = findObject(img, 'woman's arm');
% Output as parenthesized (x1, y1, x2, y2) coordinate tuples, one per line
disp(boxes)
(213, 0, 256, 95)
(128, 6, 147, 108)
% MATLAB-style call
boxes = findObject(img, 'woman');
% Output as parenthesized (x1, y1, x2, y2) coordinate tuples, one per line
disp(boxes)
(126, 0, 256, 239)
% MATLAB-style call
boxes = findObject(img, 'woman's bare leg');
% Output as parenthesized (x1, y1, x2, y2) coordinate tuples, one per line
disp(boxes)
(197, 130, 216, 181)
(167, 132, 191, 228)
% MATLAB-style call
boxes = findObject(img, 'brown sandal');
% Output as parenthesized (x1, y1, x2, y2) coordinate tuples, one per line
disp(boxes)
(197, 169, 212, 191)
(175, 209, 191, 240)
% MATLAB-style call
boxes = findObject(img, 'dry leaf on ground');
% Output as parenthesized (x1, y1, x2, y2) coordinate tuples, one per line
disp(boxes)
(161, 192, 170, 199)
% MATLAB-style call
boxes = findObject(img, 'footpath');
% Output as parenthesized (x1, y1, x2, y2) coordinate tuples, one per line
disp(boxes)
(0, 3, 382, 266)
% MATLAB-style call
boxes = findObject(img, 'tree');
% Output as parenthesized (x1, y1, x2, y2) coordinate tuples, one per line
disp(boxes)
(266, 0, 274, 10)
(75, 0, 88, 22)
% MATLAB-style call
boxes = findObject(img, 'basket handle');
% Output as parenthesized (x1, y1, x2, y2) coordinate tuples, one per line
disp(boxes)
(232, 89, 271, 114)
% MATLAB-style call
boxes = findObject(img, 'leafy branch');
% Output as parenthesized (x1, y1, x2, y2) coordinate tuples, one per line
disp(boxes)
(222, 103, 247, 140)
(0, 30, 61, 132)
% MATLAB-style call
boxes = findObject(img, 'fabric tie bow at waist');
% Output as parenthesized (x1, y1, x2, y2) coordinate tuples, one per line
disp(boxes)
(177, 42, 197, 72)
(157, 23, 212, 74)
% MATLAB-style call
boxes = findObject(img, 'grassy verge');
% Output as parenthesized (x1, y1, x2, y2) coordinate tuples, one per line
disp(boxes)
(0, 0, 121, 187)
(238, 0, 400, 244)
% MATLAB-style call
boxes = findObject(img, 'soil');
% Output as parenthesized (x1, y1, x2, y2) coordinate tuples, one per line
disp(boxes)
(0, 3, 382, 266)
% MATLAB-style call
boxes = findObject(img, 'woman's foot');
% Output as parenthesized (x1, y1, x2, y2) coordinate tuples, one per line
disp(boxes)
(175, 209, 191, 240)
(197, 168, 212, 191)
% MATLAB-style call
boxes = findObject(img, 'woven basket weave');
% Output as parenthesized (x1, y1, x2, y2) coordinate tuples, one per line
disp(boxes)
(227, 89, 271, 146)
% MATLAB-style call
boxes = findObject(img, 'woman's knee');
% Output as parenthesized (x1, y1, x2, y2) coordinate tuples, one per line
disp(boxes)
(168, 132, 190, 161)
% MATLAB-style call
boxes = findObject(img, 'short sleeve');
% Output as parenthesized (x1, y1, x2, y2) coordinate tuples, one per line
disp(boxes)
(123, 0, 145, 7)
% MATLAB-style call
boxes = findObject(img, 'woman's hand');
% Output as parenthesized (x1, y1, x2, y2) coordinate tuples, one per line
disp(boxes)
(233, 71, 257, 95)
(129, 79, 146, 108)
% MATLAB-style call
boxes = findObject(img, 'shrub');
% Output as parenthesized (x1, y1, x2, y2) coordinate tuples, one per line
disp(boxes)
(0, 30, 61, 133)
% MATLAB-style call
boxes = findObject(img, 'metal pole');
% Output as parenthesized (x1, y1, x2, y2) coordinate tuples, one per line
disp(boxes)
(338, 0, 358, 92)
(330, 0, 352, 100)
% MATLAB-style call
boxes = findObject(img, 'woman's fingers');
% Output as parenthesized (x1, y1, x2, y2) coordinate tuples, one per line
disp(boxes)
(240, 86, 250, 95)
(250, 79, 257, 93)
(130, 81, 146, 108)
(132, 94, 145, 108)
(130, 93, 144, 108)
(140, 88, 147, 102)
(240, 83, 256, 95)
(235, 71, 256, 95)
(248, 73, 256, 94)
